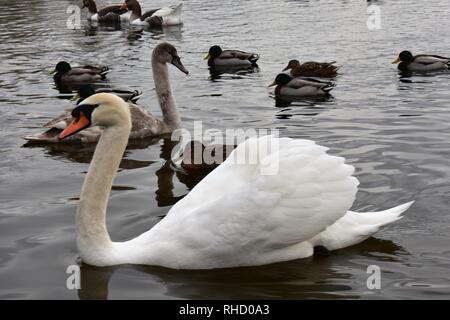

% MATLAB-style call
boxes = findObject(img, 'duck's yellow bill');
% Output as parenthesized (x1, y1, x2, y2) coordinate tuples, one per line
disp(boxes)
(70, 93, 80, 102)
(268, 80, 277, 87)
(392, 57, 401, 64)
(203, 53, 211, 60)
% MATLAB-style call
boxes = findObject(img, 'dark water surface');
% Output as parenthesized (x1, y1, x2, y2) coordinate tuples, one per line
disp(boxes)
(1, 0, 450, 299)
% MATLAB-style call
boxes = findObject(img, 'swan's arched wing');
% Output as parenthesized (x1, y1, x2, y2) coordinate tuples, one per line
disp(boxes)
(166, 136, 359, 249)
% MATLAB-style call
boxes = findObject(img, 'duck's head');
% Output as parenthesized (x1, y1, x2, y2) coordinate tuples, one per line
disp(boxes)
(54, 61, 72, 73)
(152, 42, 189, 75)
(59, 93, 131, 140)
(120, 0, 140, 12)
(268, 73, 293, 87)
(282, 59, 301, 71)
(393, 51, 414, 64)
(71, 84, 96, 103)
(82, 0, 95, 10)
(204, 45, 223, 60)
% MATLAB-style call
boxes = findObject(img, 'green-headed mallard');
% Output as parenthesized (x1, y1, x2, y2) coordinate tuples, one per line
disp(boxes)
(269, 74, 334, 96)
(205, 45, 260, 67)
(393, 51, 450, 72)
(283, 59, 339, 78)
(53, 61, 109, 84)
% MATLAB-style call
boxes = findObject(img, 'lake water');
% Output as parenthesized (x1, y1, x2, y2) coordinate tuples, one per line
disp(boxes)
(1, 0, 450, 299)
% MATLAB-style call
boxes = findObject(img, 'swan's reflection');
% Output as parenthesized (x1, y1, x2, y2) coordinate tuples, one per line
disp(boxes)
(22, 138, 220, 206)
(23, 137, 161, 169)
(77, 238, 406, 300)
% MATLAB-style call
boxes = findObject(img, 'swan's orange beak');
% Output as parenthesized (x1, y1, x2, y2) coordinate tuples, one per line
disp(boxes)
(59, 112, 90, 140)
(120, 2, 127, 10)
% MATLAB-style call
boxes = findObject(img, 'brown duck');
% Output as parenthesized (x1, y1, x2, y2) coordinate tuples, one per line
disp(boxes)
(283, 59, 339, 78)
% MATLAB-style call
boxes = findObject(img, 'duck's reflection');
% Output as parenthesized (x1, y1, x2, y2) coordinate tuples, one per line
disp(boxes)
(272, 95, 334, 120)
(209, 65, 260, 81)
(77, 237, 406, 300)
(273, 94, 334, 108)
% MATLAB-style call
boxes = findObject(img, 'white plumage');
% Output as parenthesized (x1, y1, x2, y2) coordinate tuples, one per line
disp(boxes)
(99, 135, 412, 269)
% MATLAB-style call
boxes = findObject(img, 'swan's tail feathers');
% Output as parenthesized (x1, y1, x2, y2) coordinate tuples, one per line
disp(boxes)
(310, 201, 414, 251)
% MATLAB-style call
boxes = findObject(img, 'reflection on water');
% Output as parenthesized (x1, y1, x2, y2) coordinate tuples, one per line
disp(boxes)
(77, 238, 405, 300)
(1, 0, 450, 299)
(209, 66, 260, 81)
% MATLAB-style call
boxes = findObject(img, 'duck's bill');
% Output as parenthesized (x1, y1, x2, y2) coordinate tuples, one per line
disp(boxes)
(171, 56, 189, 75)
(59, 113, 90, 140)
(70, 93, 80, 102)
(282, 66, 289, 71)
(203, 53, 211, 60)
(268, 80, 277, 87)
(392, 57, 401, 64)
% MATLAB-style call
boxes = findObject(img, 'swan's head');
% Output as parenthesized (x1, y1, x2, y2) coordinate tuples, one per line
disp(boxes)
(268, 73, 293, 87)
(204, 45, 222, 60)
(152, 42, 189, 75)
(59, 93, 131, 140)
(393, 50, 413, 64)
(282, 59, 300, 71)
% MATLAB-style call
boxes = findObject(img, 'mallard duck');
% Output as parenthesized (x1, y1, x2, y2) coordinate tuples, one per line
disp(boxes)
(205, 45, 260, 67)
(178, 141, 236, 172)
(82, 0, 130, 23)
(72, 85, 142, 104)
(57, 103, 414, 268)
(53, 61, 109, 84)
(269, 74, 334, 96)
(283, 59, 339, 78)
(25, 43, 188, 143)
(392, 51, 450, 72)
(121, 0, 183, 27)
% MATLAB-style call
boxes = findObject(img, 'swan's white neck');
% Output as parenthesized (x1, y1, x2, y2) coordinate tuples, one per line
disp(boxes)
(152, 58, 181, 130)
(76, 122, 130, 263)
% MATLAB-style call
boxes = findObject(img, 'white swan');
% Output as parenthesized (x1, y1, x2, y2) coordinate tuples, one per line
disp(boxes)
(24, 43, 187, 143)
(59, 92, 414, 269)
